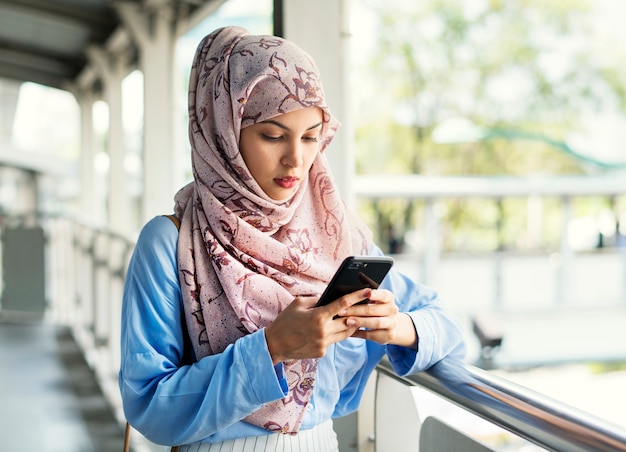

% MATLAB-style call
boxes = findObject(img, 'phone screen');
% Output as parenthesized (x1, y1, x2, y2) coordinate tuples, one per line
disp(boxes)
(316, 256, 394, 307)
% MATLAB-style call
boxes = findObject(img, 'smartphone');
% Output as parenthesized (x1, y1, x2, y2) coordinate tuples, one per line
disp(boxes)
(316, 256, 394, 307)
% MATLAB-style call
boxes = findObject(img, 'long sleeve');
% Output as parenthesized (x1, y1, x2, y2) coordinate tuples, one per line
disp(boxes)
(119, 217, 288, 445)
(329, 245, 466, 418)
(119, 217, 466, 445)
(381, 255, 467, 375)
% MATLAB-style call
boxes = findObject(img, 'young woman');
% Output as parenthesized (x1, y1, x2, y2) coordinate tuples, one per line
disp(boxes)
(119, 25, 465, 451)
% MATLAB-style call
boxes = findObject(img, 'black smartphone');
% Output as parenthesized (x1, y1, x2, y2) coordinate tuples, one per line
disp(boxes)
(316, 256, 394, 307)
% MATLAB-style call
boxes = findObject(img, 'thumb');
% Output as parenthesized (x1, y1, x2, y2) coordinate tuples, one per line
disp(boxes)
(297, 295, 320, 309)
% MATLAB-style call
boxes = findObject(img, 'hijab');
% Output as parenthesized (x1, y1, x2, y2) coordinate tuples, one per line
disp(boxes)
(174, 26, 371, 434)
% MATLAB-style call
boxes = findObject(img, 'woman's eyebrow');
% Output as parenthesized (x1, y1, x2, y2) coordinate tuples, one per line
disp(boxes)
(261, 120, 323, 131)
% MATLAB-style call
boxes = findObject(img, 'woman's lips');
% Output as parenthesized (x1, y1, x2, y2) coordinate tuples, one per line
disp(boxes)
(274, 176, 298, 189)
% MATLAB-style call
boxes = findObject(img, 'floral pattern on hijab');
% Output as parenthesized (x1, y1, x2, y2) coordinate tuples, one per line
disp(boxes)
(174, 26, 371, 434)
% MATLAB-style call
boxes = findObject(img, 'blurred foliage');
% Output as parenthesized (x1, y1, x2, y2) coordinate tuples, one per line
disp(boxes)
(352, 0, 626, 252)
(588, 361, 626, 374)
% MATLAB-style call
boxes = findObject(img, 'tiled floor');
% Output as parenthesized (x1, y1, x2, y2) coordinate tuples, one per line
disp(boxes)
(0, 321, 126, 452)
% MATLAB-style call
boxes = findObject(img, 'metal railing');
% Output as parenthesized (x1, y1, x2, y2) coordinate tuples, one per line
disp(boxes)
(38, 214, 134, 422)
(375, 358, 626, 451)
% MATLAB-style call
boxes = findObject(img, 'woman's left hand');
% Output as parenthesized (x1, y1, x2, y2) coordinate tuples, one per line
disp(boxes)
(338, 289, 418, 349)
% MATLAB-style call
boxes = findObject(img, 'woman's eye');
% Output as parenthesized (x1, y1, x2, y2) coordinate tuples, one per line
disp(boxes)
(261, 134, 283, 142)
(303, 136, 319, 143)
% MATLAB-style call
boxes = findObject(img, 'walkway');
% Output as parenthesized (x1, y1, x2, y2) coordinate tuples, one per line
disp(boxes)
(0, 321, 126, 451)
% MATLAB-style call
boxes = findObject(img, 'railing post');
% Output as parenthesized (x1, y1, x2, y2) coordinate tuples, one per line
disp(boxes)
(422, 198, 441, 286)
(556, 195, 573, 306)
(374, 371, 422, 451)
(494, 197, 504, 309)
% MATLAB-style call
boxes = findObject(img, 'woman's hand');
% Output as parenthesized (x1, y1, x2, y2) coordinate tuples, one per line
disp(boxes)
(338, 288, 418, 350)
(265, 291, 365, 365)
(265, 288, 417, 365)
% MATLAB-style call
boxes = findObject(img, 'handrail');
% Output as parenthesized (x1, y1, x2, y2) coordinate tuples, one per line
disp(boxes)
(377, 358, 626, 451)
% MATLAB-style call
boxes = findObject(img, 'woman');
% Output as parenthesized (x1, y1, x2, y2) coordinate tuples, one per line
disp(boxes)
(119, 26, 465, 450)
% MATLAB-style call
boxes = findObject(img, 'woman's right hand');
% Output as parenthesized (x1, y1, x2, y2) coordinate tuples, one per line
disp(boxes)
(264, 289, 370, 364)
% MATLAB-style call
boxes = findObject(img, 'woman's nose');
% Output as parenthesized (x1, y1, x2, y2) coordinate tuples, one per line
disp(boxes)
(281, 141, 304, 168)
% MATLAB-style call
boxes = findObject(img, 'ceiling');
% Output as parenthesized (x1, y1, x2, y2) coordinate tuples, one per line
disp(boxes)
(0, 0, 221, 91)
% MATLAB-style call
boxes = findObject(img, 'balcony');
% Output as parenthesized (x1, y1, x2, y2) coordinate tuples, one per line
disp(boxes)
(2, 0, 626, 449)
(2, 176, 626, 450)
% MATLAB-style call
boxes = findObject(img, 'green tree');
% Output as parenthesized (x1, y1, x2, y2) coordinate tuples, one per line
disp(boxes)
(353, 0, 626, 251)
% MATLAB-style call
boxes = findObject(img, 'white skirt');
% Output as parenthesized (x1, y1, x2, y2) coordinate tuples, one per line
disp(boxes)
(177, 419, 339, 452)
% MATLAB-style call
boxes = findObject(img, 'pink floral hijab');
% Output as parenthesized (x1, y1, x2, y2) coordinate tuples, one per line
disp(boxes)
(174, 26, 371, 434)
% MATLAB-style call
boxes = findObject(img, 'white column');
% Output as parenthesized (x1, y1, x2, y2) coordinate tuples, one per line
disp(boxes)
(88, 48, 130, 233)
(117, 3, 177, 224)
(76, 91, 98, 221)
(283, 0, 355, 206)
(0, 79, 21, 142)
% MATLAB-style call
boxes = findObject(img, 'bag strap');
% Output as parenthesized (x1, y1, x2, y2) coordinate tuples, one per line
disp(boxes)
(164, 214, 181, 230)
(124, 214, 182, 452)
(123, 422, 131, 452)
(123, 423, 179, 452)
(162, 214, 194, 364)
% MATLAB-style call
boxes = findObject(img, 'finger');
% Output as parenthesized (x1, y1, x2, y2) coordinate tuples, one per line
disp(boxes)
(330, 324, 362, 341)
(348, 316, 397, 340)
(365, 289, 394, 304)
(351, 328, 394, 344)
(346, 290, 394, 314)
(298, 296, 321, 309)
(347, 315, 389, 331)
(341, 297, 398, 318)
(320, 288, 372, 317)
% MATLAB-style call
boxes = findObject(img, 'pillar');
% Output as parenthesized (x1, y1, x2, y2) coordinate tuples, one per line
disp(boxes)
(76, 91, 99, 222)
(87, 48, 131, 233)
(116, 2, 177, 224)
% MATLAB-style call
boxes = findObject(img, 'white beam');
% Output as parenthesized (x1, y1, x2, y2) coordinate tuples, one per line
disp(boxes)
(353, 174, 626, 199)
(0, 144, 70, 176)
(115, 2, 151, 49)
(175, 0, 229, 36)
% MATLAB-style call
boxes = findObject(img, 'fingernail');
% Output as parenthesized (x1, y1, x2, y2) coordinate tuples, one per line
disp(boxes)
(346, 318, 357, 327)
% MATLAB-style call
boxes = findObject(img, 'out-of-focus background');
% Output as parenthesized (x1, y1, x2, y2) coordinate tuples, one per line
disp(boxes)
(1, 0, 625, 450)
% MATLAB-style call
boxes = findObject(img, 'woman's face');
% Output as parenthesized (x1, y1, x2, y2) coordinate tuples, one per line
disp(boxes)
(239, 107, 323, 201)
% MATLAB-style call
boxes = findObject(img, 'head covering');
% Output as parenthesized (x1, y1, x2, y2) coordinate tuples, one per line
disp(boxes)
(174, 26, 371, 434)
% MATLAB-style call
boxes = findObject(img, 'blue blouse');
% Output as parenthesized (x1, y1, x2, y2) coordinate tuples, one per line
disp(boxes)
(119, 216, 465, 446)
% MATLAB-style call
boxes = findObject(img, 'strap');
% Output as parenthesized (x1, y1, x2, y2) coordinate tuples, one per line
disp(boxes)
(162, 213, 194, 364)
(123, 422, 131, 452)
(164, 214, 181, 230)
(124, 423, 179, 451)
